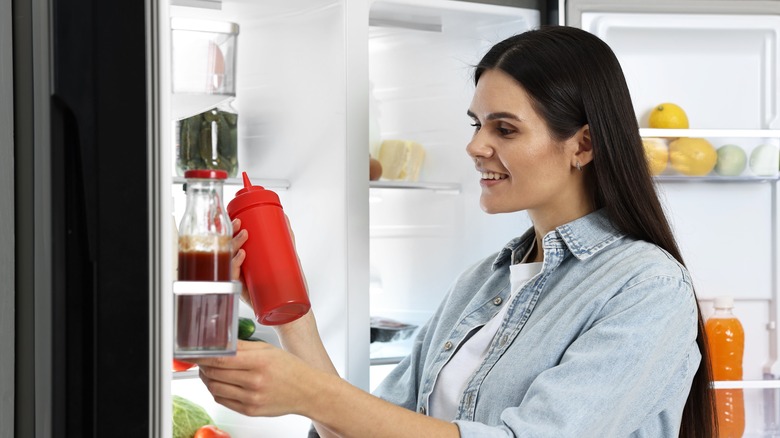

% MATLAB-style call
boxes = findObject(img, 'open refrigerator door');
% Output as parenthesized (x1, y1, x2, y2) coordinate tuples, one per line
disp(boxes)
(166, 1, 369, 436)
(565, 1, 780, 436)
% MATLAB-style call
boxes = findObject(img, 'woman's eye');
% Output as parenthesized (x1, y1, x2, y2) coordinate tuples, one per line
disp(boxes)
(470, 122, 481, 131)
(497, 126, 514, 136)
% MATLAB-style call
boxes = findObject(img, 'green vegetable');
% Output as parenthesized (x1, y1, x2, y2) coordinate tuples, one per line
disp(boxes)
(238, 317, 256, 340)
(176, 107, 238, 177)
(173, 395, 213, 438)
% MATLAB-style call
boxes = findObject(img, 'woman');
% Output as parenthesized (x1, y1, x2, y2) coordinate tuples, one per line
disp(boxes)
(192, 26, 716, 437)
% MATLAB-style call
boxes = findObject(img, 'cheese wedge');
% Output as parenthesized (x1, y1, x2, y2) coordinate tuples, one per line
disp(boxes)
(377, 139, 426, 181)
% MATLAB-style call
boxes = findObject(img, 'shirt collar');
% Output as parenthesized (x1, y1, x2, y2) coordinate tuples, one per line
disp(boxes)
(492, 209, 625, 270)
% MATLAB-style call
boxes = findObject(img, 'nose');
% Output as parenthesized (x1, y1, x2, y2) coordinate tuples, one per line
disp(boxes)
(466, 130, 493, 159)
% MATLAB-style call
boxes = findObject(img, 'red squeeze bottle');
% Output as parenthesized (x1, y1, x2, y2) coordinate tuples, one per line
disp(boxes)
(226, 172, 310, 325)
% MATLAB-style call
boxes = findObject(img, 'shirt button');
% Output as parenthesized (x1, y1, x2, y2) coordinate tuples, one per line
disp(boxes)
(493, 296, 502, 305)
(444, 341, 453, 350)
(419, 406, 427, 415)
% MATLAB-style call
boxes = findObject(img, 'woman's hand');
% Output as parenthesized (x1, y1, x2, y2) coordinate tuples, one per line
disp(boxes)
(230, 218, 251, 305)
(190, 340, 322, 418)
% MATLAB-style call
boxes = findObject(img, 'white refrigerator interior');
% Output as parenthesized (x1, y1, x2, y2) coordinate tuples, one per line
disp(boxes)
(163, 0, 780, 436)
(569, 3, 780, 436)
(366, 0, 537, 381)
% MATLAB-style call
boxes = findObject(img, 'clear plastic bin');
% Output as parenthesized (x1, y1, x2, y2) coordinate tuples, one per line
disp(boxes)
(171, 18, 239, 119)
(173, 280, 241, 358)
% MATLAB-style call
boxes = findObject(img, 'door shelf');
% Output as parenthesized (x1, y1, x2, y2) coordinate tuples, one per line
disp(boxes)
(173, 176, 291, 190)
(172, 368, 200, 380)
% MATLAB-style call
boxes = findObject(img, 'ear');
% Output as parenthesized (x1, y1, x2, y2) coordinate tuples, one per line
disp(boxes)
(571, 124, 593, 168)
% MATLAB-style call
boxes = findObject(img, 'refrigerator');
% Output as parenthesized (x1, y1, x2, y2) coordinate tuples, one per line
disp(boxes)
(7, 0, 780, 437)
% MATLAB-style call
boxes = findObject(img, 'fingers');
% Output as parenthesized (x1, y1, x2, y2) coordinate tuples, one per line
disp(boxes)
(198, 368, 264, 416)
(192, 341, 293, 417)
(232, 228, 249, 250)
(190, 340, 270, 369)
(284, 214, 296, 247)
(231, 218, 242, 235)
(231, 248, 246, 281)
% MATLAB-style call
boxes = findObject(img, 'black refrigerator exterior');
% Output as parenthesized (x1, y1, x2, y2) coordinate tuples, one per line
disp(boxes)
(13, 0, 162, 435)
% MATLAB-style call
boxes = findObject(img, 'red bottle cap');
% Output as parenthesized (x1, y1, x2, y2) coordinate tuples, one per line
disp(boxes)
(226, 172, 282, 218)
(184, 169, 228, 180)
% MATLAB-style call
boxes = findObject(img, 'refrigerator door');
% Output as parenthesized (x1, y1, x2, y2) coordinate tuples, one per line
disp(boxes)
(1, 0, 13, 434)
(168, 1, 369, 435)
(13, 0, 168, 435)
(565, 1, 780, 436)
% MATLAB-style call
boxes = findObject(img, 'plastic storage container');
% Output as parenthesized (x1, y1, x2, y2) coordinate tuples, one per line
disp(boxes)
(171, 18, 240, 177)
(171, 18, 239, 115)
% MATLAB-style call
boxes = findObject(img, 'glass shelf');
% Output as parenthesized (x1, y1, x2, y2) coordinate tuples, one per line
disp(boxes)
(173, 176, 291, 190)
(655, 175, 780, 183)
(713, 380, 780, 389)
(369, 180, 461, 193)
(640, 128, 780, 138)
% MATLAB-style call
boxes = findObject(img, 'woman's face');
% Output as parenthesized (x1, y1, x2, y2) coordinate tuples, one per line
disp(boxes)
(466, 69, 581, 215)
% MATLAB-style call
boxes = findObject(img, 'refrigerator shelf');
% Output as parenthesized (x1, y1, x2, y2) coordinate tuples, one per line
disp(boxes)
(655, 175, 780, 183)
(641, 128, 780, 139)
(173, 176, 291, 190)
(712, 380, 780, 390)
(370, 180, 461, 193)
(371, 356, 405, 366)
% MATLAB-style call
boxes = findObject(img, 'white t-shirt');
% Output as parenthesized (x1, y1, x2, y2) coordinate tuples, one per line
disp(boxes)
(428, 260, 543, 420)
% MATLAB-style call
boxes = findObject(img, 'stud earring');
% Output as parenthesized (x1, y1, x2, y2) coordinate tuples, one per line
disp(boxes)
(576, 161, 582, 172)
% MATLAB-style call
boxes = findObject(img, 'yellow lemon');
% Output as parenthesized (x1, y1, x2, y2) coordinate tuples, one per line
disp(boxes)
(642, 138, 668, 176)
(649, 103, 689, 129)
(669, 138, 717, 176)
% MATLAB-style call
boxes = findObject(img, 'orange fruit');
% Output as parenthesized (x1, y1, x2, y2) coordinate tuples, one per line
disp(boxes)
(649, 103, 689, 129)
(642, 138, 668, 176)
(669, 138, 717, 176)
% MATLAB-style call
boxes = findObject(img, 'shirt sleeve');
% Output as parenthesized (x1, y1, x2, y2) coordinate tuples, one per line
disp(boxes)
(454, 274, 701, 438)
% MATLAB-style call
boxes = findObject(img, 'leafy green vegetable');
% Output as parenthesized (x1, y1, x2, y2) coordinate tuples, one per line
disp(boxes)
(173, 395, 213, 438)
(176, 107, 238, 177)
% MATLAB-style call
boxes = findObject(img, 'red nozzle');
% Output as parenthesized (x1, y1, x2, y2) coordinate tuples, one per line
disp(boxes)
(242, 171, 252, 189)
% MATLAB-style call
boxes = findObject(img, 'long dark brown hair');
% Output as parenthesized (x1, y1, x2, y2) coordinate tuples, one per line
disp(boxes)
(474, 25, 716, 438)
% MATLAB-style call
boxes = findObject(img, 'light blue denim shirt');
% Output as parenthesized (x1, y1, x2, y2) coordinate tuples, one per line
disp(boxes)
(373, 209, 700, 437)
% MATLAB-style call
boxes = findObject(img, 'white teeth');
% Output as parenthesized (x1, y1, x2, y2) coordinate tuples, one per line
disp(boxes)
(481, 172, 508, 180)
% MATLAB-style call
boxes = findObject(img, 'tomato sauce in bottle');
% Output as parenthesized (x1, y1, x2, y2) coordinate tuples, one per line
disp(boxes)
(175, 169, 236, 355)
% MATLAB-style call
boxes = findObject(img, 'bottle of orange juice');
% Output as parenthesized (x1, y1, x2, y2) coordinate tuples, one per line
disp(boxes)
(705, 296, 745, 438)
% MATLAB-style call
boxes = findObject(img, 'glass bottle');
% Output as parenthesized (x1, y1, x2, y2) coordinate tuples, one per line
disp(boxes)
(175, 169, 238, 356)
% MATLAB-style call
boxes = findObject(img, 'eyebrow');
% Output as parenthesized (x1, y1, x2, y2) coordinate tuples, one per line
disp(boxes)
(466, 110, 522, 121)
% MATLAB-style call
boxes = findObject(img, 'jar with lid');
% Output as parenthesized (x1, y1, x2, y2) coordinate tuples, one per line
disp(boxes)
(171, 18, 240, 178)
(176, 100, 238, 178)
(174, 169, 240, 357)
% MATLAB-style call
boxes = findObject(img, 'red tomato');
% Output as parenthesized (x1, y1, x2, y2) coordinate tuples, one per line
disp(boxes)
(172, 359, 195, 372)
(194, 425, 231, 438)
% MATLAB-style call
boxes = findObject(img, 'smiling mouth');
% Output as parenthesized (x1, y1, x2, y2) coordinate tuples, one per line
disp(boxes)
(481, 171, 508, 181)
